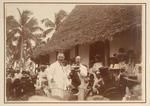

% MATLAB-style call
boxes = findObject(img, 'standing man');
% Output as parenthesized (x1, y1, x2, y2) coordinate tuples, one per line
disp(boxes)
(46, 53, 70, 99)
(75, 56, 88, 100)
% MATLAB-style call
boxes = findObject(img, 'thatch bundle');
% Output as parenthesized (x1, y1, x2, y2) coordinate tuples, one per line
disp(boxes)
(32, 5, 141, 62)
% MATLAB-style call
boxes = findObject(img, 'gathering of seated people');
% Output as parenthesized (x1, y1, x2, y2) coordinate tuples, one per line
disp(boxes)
(6, 68, 36, 100)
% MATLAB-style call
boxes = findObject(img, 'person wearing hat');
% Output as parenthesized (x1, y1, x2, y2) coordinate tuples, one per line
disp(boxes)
(46, 52, 70, 99)
(109, 64, 122, 82)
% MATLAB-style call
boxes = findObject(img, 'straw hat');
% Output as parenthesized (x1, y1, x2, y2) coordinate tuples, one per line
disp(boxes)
(109, 64, 120, 71)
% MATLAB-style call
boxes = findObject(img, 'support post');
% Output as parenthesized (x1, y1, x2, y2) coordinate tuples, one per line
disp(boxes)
(104, 40, 110, 66)
(75, 45, 79, 56)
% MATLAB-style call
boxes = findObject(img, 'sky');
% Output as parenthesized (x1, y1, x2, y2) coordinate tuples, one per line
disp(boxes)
(5, 4, 75, 22)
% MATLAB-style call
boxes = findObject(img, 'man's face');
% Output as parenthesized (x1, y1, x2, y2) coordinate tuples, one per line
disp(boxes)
(57, 56, 65, 63)
(75, 57, 80, 64)
(57, 53, 65, 63)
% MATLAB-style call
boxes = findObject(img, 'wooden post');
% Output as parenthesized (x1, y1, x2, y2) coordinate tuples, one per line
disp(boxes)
(56, 51, 58, 60)
(75, 45, 79, 56)
(104, 40, 110, 66)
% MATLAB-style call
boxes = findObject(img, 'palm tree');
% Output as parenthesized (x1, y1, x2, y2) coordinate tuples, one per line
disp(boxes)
(6, 8, 42, 69)
(41, 10, 67, 42)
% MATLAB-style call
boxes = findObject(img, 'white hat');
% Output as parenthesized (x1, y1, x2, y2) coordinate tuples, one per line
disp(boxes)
(109, 64, 120, 70)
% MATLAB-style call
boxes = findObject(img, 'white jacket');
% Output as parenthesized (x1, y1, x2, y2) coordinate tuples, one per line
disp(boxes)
(46, 61, 70, 90)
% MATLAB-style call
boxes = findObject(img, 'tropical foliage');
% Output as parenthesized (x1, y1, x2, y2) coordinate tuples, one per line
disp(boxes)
(6, 9, 42, 69)
(40, 10, 67, 42)
(6, 8, 67, 67)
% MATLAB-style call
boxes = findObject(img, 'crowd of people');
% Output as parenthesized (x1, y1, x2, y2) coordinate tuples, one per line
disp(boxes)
(6, 68, 36, 100)
(6, 48, 142, 101)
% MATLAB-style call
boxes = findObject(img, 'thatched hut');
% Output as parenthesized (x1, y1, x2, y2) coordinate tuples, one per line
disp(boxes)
(32, 5, 142, 66)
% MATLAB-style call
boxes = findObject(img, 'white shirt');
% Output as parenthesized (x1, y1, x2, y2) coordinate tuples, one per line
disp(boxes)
(78, 64, 88, 89)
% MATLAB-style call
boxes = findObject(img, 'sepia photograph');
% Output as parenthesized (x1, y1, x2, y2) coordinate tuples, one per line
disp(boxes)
(4, 2, 146, 103)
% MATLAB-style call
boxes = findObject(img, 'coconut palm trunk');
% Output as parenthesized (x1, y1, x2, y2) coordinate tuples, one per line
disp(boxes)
(20, 35, 24, 70)
(17, 8, 25, 70)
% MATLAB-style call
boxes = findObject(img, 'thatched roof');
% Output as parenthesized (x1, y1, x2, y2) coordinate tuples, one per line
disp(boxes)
(32, 5, 141, 61)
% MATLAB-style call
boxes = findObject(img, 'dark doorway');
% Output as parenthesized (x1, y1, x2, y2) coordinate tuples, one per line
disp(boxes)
(89, 41, 105, 67)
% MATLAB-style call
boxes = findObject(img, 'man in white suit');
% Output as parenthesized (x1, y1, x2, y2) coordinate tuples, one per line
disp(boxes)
(46, 53, 70, 99)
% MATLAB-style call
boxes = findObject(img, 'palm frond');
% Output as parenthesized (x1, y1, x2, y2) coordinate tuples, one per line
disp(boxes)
(22, 28, 33, 40)
(25, 17, 38, 29)
(12, 36, 22, 60)
(41, 18, 55, 28)
(55, 10, 67, 20)
(6, 27, 22, 44)
(27, 34, 43, 48)
(43, 28, 54, 37)
(17, 8, 22, 18)
(23, 17, 42, 40)
(30, 26, 44, 32)
(21, 10, 33, 25)
(6, 16, 20, 32)
(55, 10, 67, 25)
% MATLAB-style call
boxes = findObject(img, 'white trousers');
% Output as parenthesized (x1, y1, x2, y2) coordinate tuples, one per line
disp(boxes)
(51, 88, 64, 99)
(78, 88, 85, 100)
